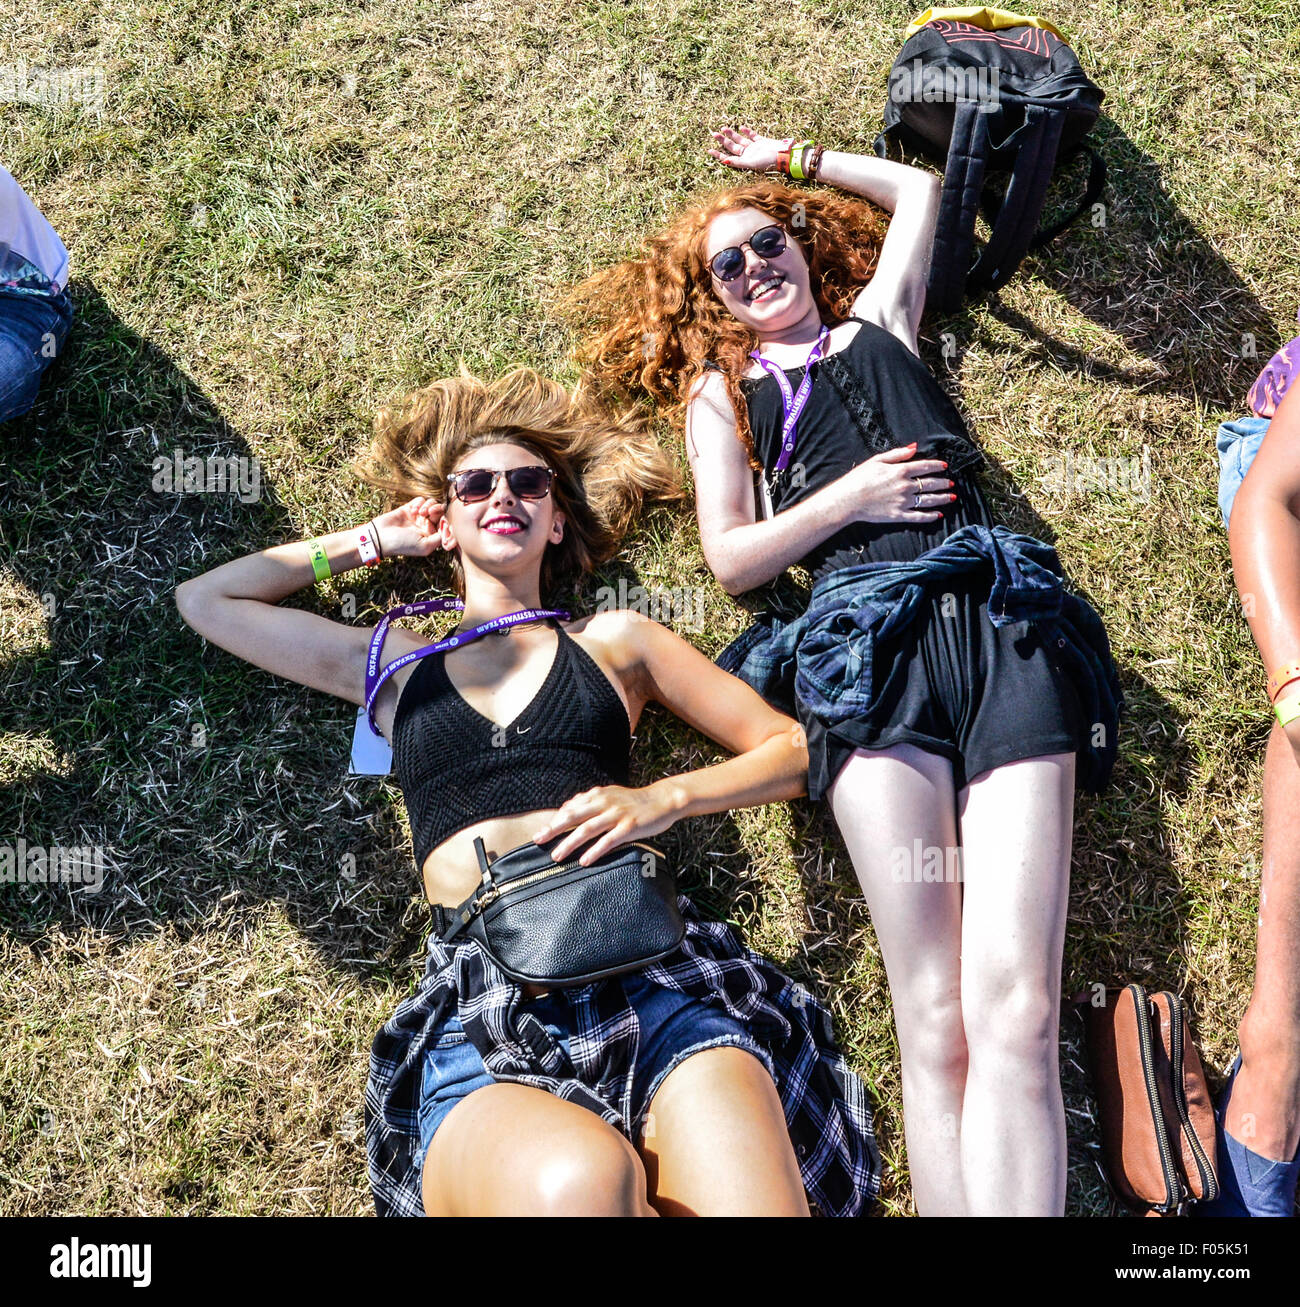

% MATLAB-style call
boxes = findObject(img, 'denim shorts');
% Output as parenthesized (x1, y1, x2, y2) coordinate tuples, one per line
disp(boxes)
(415, 969, 769, 1175)
(0, 288, 73, 424)
(1216, 416, 1270, 530)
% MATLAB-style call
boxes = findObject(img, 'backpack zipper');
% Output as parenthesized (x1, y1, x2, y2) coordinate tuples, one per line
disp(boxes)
(1163, 991, 1219, 1204)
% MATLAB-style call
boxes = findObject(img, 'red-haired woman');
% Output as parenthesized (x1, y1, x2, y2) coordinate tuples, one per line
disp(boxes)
(566, 129, 1122, 1215)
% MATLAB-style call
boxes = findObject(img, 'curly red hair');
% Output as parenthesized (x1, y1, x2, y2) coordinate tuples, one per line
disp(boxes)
(560, 181, 888, 466)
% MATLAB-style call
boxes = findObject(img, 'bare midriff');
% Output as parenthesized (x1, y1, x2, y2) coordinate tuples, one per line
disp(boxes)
(421, 807, 564, 999)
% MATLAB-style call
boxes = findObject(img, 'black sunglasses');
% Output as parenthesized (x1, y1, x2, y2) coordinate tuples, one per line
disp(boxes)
(448, 465, 556, 504)
(708, 224, 788, 282)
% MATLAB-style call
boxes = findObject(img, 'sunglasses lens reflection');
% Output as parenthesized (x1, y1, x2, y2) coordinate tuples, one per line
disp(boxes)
(507, 467, 553, 498)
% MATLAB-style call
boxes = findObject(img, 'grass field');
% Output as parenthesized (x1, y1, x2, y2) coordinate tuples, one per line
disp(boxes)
(1, 0, 1298, 1215)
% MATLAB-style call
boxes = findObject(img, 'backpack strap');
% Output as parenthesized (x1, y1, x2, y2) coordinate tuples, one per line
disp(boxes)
(925, 99, 990, 314)
(873, 123, 900, 159)
(1028, 143, 1106, 251)
(964, 103, 1063, 296)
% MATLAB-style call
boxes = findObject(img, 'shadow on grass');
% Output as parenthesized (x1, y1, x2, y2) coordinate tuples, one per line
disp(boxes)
(0, 280, 429, 974)
(932, 115, 1277, 404)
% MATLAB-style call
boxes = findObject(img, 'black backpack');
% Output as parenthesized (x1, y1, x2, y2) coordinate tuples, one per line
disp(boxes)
(874, 10, 1106, 313)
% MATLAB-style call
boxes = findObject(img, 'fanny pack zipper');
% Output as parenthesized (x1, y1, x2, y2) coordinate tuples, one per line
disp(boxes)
(467, 843, 662, 920)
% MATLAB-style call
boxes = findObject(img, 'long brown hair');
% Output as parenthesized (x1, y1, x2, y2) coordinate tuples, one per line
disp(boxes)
(560, 181, 887, 465)
(356, 365, 681, 598)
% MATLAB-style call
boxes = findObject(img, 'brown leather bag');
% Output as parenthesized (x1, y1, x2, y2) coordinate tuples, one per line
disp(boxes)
(1075, 983, 1219, 1215)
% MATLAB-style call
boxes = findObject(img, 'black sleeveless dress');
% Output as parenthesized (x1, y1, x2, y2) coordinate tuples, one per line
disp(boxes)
(733, 316, 1083, 796)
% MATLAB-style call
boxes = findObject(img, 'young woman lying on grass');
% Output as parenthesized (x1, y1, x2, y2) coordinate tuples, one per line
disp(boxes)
(565, 129, 1123, 1216)
(1204, 375, 1300, 1216)
(174, 367, 881, 1217)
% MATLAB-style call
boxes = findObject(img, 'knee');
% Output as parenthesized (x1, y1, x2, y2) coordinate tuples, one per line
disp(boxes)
(1239, 1002, 1300, 1066)
(894, 984, 969, 1083)
(532, 1126, 648, 1217)
(964, 972, 1059, 1069)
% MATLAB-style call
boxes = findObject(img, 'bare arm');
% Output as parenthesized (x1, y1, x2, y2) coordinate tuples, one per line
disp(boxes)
(1229, 381, 1300, 758)
(174, 498, 442, 713)
(535, 611, 809, 862)
(685, 371, 949, 594)
(820, 152, 941, 355)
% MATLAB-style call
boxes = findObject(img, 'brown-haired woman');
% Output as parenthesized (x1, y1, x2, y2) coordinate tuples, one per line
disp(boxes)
(565, 130, 1122, 1215)
(174, 366, 881, 1216)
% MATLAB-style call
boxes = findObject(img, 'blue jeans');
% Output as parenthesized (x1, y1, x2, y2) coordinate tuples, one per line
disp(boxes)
(0, 289, 73, 423)
(415, 969, 769, 1178)
(1216, 416, 1270, 530)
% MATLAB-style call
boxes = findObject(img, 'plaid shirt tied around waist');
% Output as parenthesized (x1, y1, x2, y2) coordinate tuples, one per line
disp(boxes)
(717, 524, 1123, 793)
(366, 896, 882, 1217)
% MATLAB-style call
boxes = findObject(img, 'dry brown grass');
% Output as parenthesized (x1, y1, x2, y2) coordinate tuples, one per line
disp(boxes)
(2, 0, 1298, 1215)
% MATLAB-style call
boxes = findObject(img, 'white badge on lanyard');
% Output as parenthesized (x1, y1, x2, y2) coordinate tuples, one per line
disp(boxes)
(758, 471, 776, 521)
(349, 708, 393, 775)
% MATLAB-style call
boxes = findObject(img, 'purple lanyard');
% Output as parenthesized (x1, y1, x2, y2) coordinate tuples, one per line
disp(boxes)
(363, 599, 570, 736)
(749, 324, 831, 474)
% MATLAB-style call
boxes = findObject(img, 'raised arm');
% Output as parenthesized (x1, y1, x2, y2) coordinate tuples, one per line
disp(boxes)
(822, 153, 941, 355)
(707, 127, 941, 353)
(534, 610, 810, 862)
(685, 371, 950, 594)
(174, 498, 441, 723)
(1229, 380, 1300, 758)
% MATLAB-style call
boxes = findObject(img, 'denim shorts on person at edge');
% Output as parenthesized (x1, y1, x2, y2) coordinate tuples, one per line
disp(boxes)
(0, 288, 73, 424)
(416, 968, 768, 1171)
(1217, 416, 1270, 530)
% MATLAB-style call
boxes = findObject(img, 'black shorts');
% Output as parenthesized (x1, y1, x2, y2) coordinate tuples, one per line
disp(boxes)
(801, 568, 1083, 798)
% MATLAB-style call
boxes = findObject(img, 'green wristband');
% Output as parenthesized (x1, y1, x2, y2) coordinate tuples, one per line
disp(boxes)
(1276, 691, 1300, 727)
(308, 538, 331, 583)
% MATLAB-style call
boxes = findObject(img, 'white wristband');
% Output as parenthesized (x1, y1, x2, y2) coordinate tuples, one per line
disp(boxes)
(357, 523, 381, 567)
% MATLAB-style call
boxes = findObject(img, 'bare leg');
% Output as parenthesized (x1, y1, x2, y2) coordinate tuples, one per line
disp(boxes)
(957, 753, 1075, 1216)
(637, 1046, 809, 1216)
(422, 1082, 657, 1216)
(828, 744, 968, 1215)
(1229, 721, 1300, 1161)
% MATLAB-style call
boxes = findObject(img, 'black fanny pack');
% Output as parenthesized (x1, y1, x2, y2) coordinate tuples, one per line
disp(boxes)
(438, 835, 685, 986)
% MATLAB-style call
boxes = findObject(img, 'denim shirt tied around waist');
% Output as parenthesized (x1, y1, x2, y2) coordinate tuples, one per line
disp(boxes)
(715, 524, 1123, 793)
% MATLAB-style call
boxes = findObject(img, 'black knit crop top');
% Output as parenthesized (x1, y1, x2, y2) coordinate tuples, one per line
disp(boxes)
(391, 621, 632, 870)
